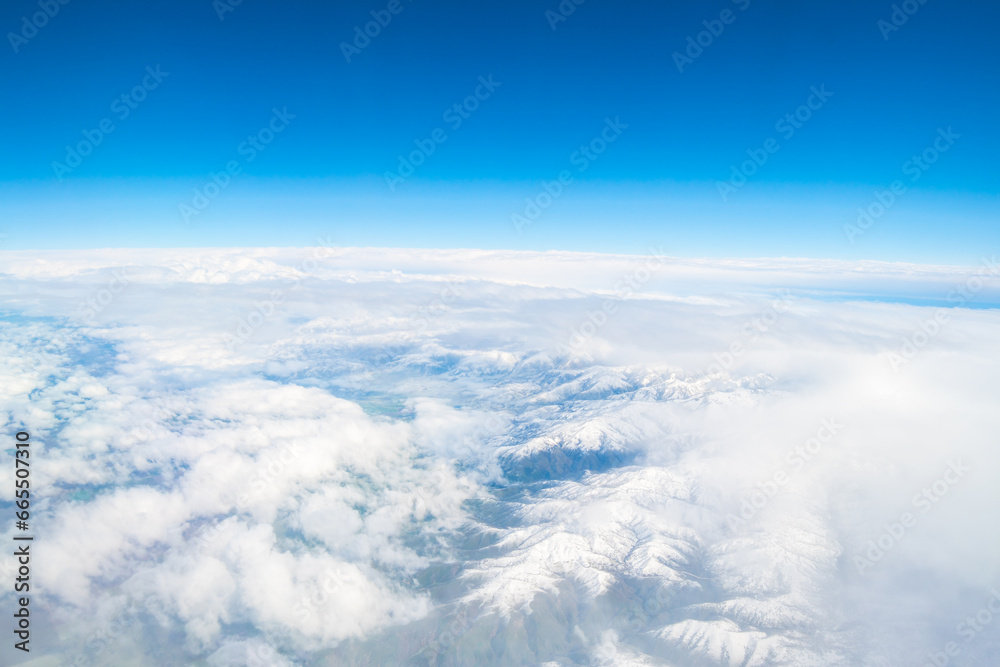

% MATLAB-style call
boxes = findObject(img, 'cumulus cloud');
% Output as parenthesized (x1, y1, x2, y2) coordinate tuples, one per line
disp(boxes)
(0, 247, 998, 665)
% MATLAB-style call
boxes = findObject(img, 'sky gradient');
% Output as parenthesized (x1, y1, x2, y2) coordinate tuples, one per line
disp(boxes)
(1, 0, 997, 260)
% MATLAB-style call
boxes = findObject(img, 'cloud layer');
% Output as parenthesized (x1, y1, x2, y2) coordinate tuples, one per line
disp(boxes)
(1, 247, 999, 665)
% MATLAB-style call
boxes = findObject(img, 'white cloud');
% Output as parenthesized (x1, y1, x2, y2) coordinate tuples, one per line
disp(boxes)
(0, 247, 998, 665)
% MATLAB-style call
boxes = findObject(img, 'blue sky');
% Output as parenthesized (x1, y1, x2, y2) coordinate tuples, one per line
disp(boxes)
(1, 0, 997, 261)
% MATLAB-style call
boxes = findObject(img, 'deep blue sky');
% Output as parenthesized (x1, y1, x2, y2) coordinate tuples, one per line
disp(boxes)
(1, 0, 997, 261)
